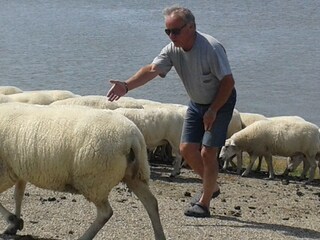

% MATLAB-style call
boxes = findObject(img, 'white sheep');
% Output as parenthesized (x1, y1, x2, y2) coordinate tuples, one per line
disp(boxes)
(4, 90, 78, 105)
(231, 114, 305, 175)
(240, 112, 267, 128)
(118, 96, 163, 106)
(6, 91, 55, 105)
(254, 116, 307, 172)
(0, 94, 13, 103)
(51, 95, 144, 109)
(284, 129, 320, 179)
(221, 108, 243, 174)
(27, 89, 79, 101)
(219, 119, 320, 181)
(221, 112, 268, 174)
(113, 107, 185, 177)
(0, 86, 23, 95)
(0, 103, 165, 240)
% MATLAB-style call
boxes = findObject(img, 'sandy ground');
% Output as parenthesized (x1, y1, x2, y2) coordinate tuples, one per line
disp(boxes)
(1, 162, 320, 240)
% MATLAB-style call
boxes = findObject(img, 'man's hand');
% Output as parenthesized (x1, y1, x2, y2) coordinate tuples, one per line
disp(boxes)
(106, 80, 128, 102)
(203, 108, 217, 131)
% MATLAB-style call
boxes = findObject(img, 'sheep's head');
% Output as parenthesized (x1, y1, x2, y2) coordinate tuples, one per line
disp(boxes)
(219, 138, 238, 161)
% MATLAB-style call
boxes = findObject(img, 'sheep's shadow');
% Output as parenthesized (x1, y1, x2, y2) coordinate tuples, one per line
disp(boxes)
(209, 215, 320, 239)
(0, 234, 58, 240)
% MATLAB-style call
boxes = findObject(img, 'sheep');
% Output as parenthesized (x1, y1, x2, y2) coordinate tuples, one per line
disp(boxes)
(113, 107, 185, 177)
(219, 119, 320, 181)
(0, 102, 165, 240)
(221, 112, 268, 174)
(253, 116, 307, 172)
(283, 129, 320, 179)
(230, 114, 305, 175)
(56, 95, 187, 173)
(240, 112, 267, 128)
(283, 152, 320, 179)
(118, 96, 163, 106)
(27, 89, 80, 101)
(221, 109, 243, 174)
(7, 90, 80, 105)
(6, 91, 55, 105)
(0, 94, 13, 103)
(0, 86, 23, 95)
(51, 95, 144, 109)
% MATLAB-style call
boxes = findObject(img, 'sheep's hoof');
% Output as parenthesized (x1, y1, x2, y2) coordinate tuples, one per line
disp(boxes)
(4, 215, 24, 235)
(241, 172, 249, 177)
(169, 170, 181, 178)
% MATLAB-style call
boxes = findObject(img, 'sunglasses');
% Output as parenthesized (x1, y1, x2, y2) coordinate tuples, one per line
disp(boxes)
(165, 23, 187, 36)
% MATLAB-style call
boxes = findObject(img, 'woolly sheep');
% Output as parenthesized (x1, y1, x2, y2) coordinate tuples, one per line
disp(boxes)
(0, 86, 23, 95)
(283, 152, 320, 179)
(51, 95, 144, 109)
(219, 119, 320, 181)
(27, 89, 79, 101)
(228, 114, 306, 175)
(0, 94, 13, 103)
(113, 107, 184, 177)
(118, 96, 162, 106)
(284, 129, 320, 178)
(6, 91, 55, 105)
(0, 103, 165, 240)
(221, 112, 267, 174)
(221, 109, 243, 174)
(251, 116, 307, 172)
(103, 96, 187, 169)
(240, 112, 267, 128)
(7, 90, 79, 105)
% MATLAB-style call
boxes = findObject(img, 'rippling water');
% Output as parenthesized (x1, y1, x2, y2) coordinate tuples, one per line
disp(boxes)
(0, 0, 319, 125)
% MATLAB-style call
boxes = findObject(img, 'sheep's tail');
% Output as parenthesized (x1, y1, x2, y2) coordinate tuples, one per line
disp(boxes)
(127, 137, 150, 184)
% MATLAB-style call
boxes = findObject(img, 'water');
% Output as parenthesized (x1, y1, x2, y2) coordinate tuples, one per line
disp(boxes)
(0, 0, 319, 126)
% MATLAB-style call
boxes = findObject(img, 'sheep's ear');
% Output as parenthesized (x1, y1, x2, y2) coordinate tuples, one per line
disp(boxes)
(229, 139, 236, 147)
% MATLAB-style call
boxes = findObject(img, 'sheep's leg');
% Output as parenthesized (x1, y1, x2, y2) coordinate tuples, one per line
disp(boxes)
(222, 155, 235, 171)
(306, 156, 316, 183)
(78, 200, 113, 240)
(125, 179, 166, 240)
(14, 180, 27, 219)
(4, 180, 27, 235)
(264, 155, 274, 179)
(300, 158, 310, 179)
(236, 151, 243, 175)
(255, 156, 263, 172)
(242, 154, 258, 177)
(170, 150, 181, 177)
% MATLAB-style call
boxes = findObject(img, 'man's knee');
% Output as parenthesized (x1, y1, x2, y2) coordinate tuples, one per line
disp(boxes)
(201, 146, 218, 160)
(180, 143, 199, 159)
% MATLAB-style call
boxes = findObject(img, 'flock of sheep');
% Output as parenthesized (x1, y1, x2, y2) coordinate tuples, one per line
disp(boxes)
(0, 85, 319, 239)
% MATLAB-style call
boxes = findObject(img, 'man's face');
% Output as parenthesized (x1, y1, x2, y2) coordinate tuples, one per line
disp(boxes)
(164, 15, 193, 49)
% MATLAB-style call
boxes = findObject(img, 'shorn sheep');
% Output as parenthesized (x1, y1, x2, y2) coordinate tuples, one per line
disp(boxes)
(0, 103, 165, 240)
(219, 119, 320, 181)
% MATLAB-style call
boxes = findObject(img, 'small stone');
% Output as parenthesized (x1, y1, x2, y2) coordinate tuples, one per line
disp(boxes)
(184, 191, 191, 197)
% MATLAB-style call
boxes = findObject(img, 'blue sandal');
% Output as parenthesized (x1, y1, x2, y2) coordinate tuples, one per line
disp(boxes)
(184, 202, 211, 218)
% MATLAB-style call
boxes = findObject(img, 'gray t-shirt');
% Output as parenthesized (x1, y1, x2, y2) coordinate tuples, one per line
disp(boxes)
(152, 31, 232, 104)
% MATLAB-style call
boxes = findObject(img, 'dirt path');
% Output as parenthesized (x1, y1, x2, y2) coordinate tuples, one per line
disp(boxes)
(1, 163, 320, 240)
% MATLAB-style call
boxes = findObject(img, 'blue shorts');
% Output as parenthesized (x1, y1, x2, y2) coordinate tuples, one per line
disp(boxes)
(181, 88, 236, 148)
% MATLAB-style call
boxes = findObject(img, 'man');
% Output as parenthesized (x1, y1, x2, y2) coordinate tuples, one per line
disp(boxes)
(107, 5, 236, 218)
